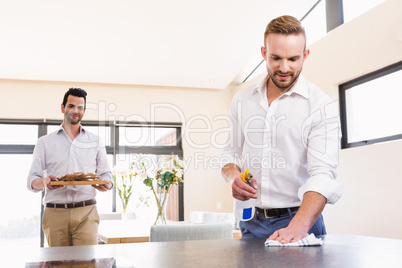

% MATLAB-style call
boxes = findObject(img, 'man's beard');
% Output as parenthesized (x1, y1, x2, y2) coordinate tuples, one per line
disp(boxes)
(268, 70, 300, 90)
(66, 113, 81, 124)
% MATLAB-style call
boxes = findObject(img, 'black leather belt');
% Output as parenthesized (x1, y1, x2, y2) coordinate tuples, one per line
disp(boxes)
(45, 199, 96, 209)
(256, 207, 299, 218)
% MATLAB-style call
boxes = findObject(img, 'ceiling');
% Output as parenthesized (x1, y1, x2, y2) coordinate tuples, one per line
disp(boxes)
(0, 0, 318, 90)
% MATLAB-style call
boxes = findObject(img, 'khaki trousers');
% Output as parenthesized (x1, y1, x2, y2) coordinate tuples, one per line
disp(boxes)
(42, 205, 100, 247)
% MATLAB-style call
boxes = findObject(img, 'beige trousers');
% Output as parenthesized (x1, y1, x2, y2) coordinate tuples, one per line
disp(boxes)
(42, 205, 100, 247)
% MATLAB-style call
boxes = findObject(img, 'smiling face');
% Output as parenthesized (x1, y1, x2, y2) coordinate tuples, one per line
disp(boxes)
(261, 33, 309, 92)
(61, 95, 86, 125)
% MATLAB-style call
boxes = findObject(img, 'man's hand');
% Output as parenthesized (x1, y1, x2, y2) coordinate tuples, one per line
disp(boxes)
(267, 223, 309, 244)
(267, 191, 327, 244)
(32, 175, 64, 190)
(232, 172, 257, 200)
(222, 164, 257, 200)
(92, 180, 113, 192)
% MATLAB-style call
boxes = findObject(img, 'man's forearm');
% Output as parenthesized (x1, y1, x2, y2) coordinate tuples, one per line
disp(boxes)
(288, 191, 327, 232)
(31, 177, 47, 190)
(267, 190, 327, 243)
(31, 175, 61, 191)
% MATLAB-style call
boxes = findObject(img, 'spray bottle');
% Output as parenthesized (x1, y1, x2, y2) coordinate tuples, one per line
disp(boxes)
(233, 170, 256, 221)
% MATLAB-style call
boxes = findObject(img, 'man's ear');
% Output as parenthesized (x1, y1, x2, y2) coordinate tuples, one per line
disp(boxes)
(61, 103, 65, 113)
(303, 48, 310, 61)
(261, 46, 267, 61)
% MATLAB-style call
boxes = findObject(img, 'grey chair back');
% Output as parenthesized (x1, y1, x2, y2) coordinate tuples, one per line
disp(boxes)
(150, 223, 233, 242)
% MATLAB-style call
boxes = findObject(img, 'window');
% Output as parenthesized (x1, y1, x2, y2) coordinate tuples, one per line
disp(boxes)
(0, 119, 183, 246)
(114, 122, 183, 221)
(339, 61, 402, 148)
(114, 153, 182, 221)
(0, 122, 42, 246)
(343, 0, 385, 23)
(0, 154, 42, 246)
(118, 126, 177, 147)
(1, 124, 38, 144)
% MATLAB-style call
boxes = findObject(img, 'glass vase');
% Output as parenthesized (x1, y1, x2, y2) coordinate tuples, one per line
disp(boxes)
(154, 192, 169, 225)
(121, 206, 128, 220)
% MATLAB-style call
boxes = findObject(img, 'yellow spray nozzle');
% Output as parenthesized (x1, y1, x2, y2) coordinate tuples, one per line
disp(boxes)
(245, 170, 250, 178)
(241, 171, 253, 187)
(240, 173, 247, 184)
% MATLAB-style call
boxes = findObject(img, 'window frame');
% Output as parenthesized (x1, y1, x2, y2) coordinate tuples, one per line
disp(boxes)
(113, 121, 183, 217)
(0, 118, 184, 247)
(338, 60, 402, 149)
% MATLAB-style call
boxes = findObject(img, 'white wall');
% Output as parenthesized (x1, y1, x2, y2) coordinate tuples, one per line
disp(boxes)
(0, 79, 234, 220)
(302, 0, 402, 239)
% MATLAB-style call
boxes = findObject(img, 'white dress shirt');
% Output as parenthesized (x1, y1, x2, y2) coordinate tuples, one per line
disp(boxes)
(27, 125, 112, 204)
(221, 75, 343, 209)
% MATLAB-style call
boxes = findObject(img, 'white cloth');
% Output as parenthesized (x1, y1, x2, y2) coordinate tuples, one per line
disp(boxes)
(219, 74, 343, 208)
(265, 234, 323, 247)
(27, 124, 112, 203)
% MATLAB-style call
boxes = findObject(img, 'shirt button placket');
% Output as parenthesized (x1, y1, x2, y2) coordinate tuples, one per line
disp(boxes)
(68, 146, 74, 173)
(261, 111, 271, 206)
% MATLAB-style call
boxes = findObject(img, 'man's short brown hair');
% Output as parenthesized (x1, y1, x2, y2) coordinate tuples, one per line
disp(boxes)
(264, 15, 306, 49)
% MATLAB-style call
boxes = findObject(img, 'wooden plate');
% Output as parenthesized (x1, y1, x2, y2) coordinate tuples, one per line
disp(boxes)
(50, 180, 108, 185)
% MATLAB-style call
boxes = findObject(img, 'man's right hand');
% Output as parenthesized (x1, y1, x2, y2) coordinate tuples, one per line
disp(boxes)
(32, 175, 63, 190)
(222, 164, 258, 201)
(231, 172, 258, 201)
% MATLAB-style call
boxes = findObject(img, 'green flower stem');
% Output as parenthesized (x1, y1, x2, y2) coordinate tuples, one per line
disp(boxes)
(161, 185, 170, 208)
(113, 172, 133, 216)
(150, 185, 161, 210)
(122, 204, 127, 216)
(153, 185, 170, 225)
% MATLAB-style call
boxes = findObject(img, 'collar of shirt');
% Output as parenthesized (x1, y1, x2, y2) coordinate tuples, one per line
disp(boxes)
(252, 74, 309, 101)
(56, 124, 86, 135)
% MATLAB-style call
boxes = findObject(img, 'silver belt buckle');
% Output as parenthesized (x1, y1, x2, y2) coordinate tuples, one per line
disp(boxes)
(264, 209, 276, 219)
(264, 209, 272, 218)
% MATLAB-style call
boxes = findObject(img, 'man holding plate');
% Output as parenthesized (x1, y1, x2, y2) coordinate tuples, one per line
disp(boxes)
(27, 88, 113, 247)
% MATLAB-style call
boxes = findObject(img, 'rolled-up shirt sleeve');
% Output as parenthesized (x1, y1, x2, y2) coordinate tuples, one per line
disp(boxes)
(298, 101, 343, 204)
(27, 138, 46, 193)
